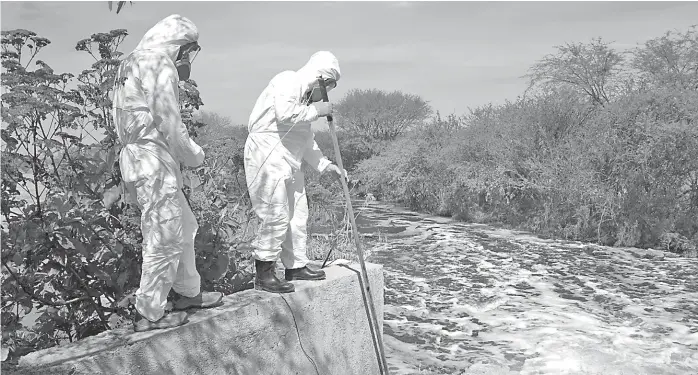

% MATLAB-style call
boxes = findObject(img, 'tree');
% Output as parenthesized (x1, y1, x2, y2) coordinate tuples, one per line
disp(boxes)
(334, 89, 432, 141)
(527, 37, 624, 105)
(2, 28, 141, 363)
(350, 27, 698, 255)
(632, 25, 698, 90)
(195, 111, 237, 129)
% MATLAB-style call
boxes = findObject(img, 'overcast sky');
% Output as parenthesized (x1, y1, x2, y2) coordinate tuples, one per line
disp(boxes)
(2, 1, 698, 125)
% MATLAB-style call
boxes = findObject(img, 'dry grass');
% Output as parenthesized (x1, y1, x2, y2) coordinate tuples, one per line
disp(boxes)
(307, 233, 361, 264)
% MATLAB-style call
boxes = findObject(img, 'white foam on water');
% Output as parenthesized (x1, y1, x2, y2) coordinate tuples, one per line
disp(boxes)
(356, 201, 698, 374)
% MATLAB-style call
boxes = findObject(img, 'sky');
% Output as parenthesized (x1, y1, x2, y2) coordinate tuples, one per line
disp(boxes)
(2, 0, 698, 126)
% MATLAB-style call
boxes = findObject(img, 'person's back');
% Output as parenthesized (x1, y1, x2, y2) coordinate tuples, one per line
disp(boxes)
(113, 49, 179, 184)
(247, 70, 316, 172)
(112, 13, 204, 184)
(111, 14, 222, 332)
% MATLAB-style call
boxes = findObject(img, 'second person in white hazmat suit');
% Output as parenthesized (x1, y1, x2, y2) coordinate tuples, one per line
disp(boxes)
(245, 51, 346, 293)
(112, 14, 223, 331)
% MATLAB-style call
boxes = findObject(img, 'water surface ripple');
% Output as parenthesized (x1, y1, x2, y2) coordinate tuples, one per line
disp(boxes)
(354, 202, 698, 375)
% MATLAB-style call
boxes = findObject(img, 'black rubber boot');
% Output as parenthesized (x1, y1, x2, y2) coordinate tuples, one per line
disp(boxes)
(285, 265, 326, 281)
(255, 260, 295, 293)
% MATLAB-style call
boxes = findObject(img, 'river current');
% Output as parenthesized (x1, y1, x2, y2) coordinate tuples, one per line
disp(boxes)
(349, 201, 698, 375)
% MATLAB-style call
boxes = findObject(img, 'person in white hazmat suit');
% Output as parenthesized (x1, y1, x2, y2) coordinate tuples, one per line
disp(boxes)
(245, 51, 346, 293)
(112, 14, 223, 332)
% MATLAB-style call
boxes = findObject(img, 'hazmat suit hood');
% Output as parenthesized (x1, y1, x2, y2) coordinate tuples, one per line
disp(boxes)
(295, 51, 341, 95)
(134, 14, 199, 63)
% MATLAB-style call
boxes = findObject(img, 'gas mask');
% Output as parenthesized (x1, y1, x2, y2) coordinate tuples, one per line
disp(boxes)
(304, 78, 337, 103)
(175, 42, 200, 81)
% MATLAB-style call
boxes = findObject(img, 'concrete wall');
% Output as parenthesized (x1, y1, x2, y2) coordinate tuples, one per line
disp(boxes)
(16, 262, 384, 375)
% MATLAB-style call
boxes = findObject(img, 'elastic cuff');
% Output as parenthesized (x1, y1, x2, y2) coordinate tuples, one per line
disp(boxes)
(307, 104, 320, 122)
(317, 159, 332, 173)
(253, 251, 281, 262)
(172, 277, 200, 298)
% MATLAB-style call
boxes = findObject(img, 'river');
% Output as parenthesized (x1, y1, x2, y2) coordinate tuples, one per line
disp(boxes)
(348, 201, 698, 375)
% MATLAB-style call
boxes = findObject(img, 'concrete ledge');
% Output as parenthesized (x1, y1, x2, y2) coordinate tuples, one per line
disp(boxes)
(17, 262, 384, 375)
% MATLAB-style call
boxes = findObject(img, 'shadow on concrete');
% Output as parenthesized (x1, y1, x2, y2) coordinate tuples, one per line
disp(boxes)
(17, 264, 382, 375)
(340, 263, 387, 375)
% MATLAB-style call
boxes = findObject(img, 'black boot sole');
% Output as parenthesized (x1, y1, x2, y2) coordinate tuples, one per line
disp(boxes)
(255, 283, 295, 293)
(285, 274, 327, 281)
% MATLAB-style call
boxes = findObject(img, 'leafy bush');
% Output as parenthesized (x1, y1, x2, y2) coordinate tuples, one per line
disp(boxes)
(351, 27, 698, 254)
(183, 120, 256, 294)
(1, 29, 144, 363)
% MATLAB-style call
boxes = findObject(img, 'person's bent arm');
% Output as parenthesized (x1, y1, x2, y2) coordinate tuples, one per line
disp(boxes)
(273, 78, 320, 125)
(140, 55, 204, 167)
(302, 133, 331, 172)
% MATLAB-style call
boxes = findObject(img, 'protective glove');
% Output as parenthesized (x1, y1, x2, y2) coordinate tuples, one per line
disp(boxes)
(312, 102, 333, 117)
(182, 138, 205, 167)
(323, 163, 348, 183)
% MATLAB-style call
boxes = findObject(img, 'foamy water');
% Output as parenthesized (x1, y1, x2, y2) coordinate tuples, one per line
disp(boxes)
(353, 202, 698, 375)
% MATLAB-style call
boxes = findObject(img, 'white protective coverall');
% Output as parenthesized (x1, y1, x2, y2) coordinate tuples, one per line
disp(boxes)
(245, 51, 341, 269)
(112, 14, 204, 322)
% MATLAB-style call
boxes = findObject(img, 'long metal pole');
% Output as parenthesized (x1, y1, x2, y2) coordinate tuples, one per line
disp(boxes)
(317, 78, 389, 375)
